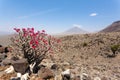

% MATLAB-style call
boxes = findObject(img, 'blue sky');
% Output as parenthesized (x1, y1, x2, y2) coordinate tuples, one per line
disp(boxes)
(0, 0, 120, 34)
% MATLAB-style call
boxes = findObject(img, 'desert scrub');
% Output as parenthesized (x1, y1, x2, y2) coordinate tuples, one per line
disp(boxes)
(111, 44, 120, 54)
(82, 42, 88, 47)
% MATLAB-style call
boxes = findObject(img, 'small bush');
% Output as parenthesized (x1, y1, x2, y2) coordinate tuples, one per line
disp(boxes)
(111, 44, 120, 54)
(82, 42, 88, 47)
(11, 28, 61, 67)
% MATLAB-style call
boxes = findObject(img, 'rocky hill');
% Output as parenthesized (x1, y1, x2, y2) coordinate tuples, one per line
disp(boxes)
(57, 32, 120, 79)
(100, 21, 120, 32)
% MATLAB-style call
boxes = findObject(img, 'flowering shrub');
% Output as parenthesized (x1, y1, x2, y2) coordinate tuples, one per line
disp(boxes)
(11, 28, 61, 66)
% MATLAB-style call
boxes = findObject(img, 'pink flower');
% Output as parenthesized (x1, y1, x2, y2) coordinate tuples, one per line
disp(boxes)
(42, 30, 45, 33)
(30, 40, 33, 45)
(16, 40, 19, 42)
(13, 27, 61, 52)
(14, 28, 20, 32)
(29, 30, 33, 33)
(42, 39, 46, 43)
(32, 45, 37, 49)
(30, 39, 39, 49)
(31, 28, 34, 31)
(23, 33, 27, 37)
(22, 28, 26, 32)
(35, 40, 39, 45)
(35, 32, 39, 35)
(38, 37, 43, 40)
(45, 42, 48, 45)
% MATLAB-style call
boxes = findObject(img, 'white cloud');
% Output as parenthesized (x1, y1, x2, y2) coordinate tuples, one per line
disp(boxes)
(73, 24, 82, 28)
(90, 13, 98, 17)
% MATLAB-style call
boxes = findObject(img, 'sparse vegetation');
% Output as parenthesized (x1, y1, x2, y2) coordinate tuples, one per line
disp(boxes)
(0, 32, 120, 80)
(82, 42, 88, 47)
(111, 44, 120, 54)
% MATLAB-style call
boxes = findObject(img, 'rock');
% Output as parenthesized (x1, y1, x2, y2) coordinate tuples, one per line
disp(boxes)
(38, 67, 54, 79)
(32, 64, 46, 74)
(10, 77, 21, 80)
(94, 77, 101, 80)
(2, 59, 14, 66)
(12, 59, 28, 74)
(74, 76, 80, 80)
(0, 45, 2, 47)
(0, 47, 10, 53)
(51, 64, 60, 70)
(11, 56, 20, 61)
(82, 73, 91, 80)
(101, 77, 108, 80)
(0, 53, 7, 60)
(62, 74, 71, 80)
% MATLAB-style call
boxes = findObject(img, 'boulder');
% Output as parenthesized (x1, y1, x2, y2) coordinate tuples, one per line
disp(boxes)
(2, 59, 14, 66)
(10, 77, 21, 80)
(11, 56, 20, 61)
(38, 67, 54, 79)
(62, 74, 71, 80)
(51, 64, 60, 70)
(74, 76, 80, 80)
(82, 73, 91, 80)
(12, 59, 28, 74)
(0, 53, 8, 66)
(0, 47, 10, 53)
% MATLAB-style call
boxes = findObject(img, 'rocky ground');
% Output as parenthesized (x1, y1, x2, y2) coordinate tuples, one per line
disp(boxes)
(0, 32, 120, 80)
(57, 32, 120, 80)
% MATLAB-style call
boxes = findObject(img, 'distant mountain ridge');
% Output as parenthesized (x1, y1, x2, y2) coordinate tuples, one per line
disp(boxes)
(62, 27, 88, 35)
(100, 20, 120, 32)
(0, 31, 12, 36)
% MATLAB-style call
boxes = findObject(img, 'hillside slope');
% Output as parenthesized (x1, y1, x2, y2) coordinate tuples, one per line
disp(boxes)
(100, 21, 120, 32)
(57, 32, 120, 79)
(0, 32, 120, 79)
